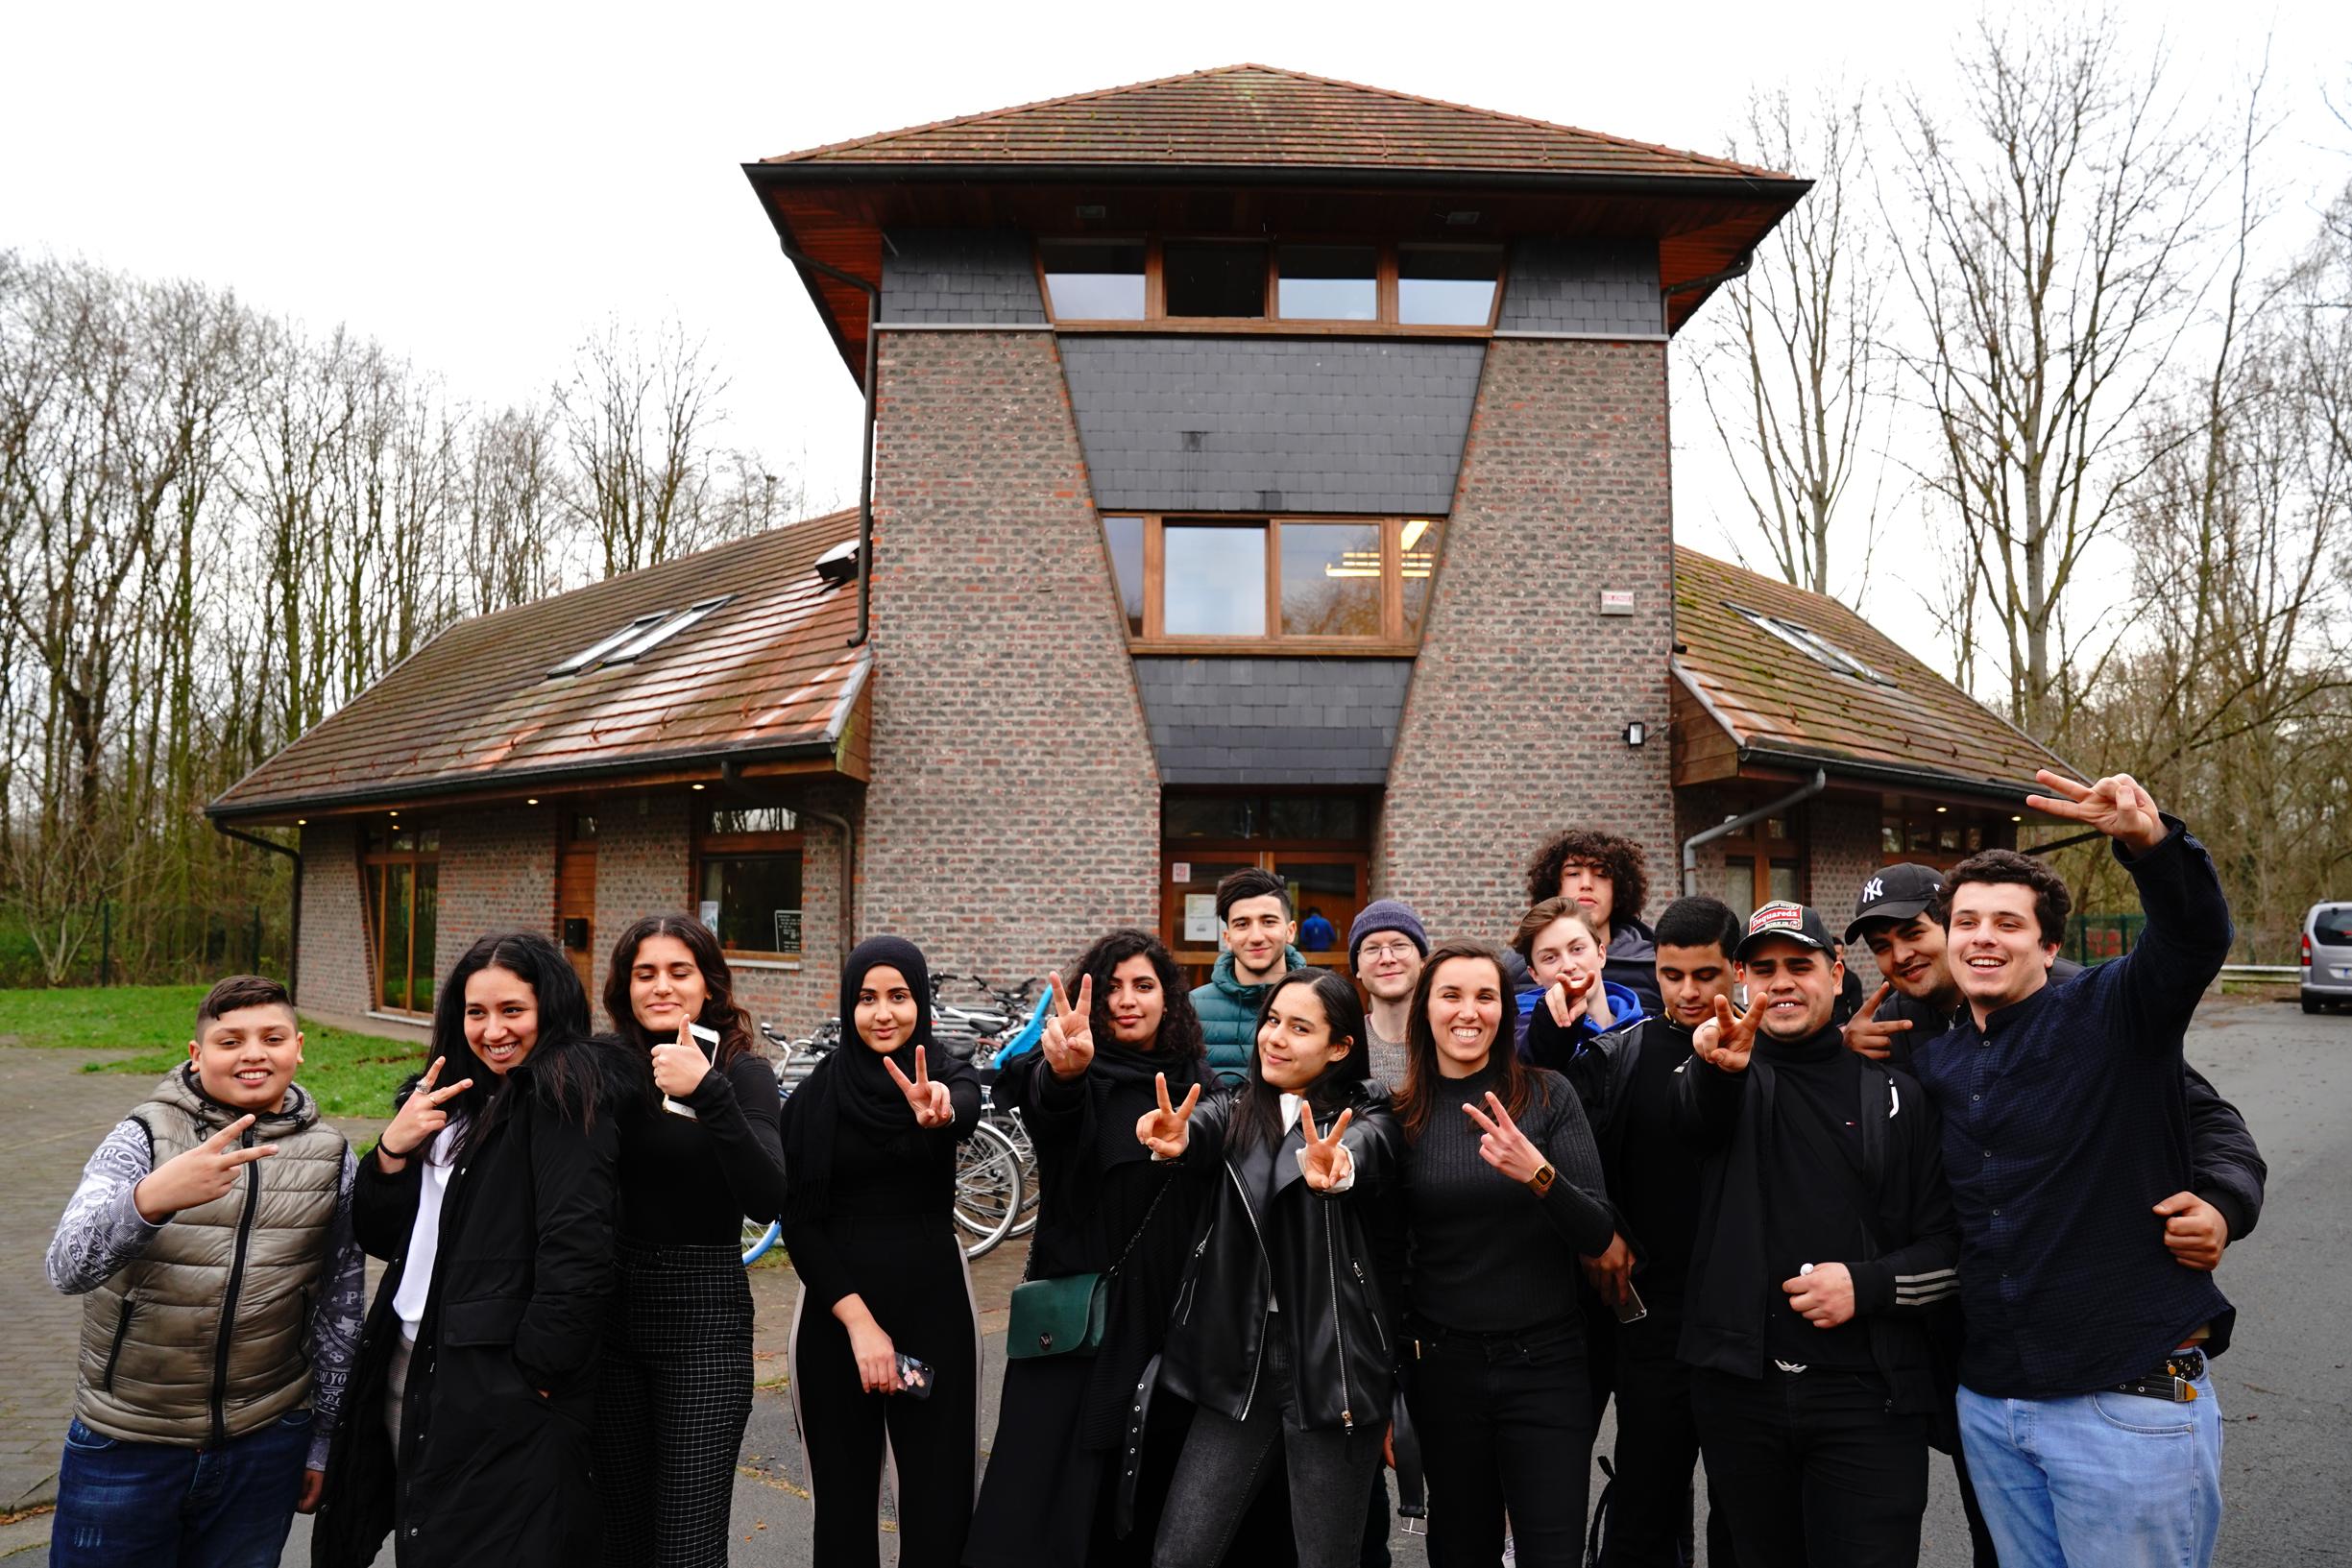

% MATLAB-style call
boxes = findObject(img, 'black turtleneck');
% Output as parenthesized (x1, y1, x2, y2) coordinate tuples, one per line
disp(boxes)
(1758, 1023, 1876, 1368)
(1404, 1055, 1616, 1334)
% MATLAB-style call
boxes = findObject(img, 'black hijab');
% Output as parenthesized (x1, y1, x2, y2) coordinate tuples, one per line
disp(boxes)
(780, 934, 977, 1225)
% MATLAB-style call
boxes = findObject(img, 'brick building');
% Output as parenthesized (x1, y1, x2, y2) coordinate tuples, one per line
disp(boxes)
(208, 65, 2069, 1031)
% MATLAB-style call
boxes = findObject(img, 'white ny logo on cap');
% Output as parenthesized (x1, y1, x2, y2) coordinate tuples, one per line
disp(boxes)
(1861, 877, 1885, 903)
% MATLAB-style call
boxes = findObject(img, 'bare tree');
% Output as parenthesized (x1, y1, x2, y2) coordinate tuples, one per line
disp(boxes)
(1697, 86, 1893, 597)
(1889, 12, 2219, 736)
(557, 317, 726, 577)
(461, 402, 572, 615)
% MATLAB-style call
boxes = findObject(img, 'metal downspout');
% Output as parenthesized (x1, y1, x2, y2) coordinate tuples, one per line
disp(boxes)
(1680, 769, 1829, 897)
(777, 242, 879, 648)
(213, 823, 303, 999)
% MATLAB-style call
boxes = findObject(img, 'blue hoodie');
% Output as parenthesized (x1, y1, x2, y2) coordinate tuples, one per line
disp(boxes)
(1512, 978, 1646, 1060)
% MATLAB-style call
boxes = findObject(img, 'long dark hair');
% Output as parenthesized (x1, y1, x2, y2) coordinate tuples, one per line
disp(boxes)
(427, 931, 606, 1151)
(601, 913, 758, 1075)
(1062, 927, 1205, 1064)
(1230, 968, 1368, 1155)
(1394, 937, 1549, 1146)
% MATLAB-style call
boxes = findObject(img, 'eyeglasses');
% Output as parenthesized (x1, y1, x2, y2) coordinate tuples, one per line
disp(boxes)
(1358, 941, 1419, 963)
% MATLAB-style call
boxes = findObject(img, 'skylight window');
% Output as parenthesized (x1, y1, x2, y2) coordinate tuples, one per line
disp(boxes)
(546, 596, 734, 679)
(1724, 601, 1895, 686)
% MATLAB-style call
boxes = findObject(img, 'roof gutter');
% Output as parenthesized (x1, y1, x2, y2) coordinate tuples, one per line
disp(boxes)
(742, 162, 1810, 203)
(1661, 251, 1754, 297)
(771, 239, 879, 648)
(1683, 769, 1828, 898)
(211, 822, 302, 1000)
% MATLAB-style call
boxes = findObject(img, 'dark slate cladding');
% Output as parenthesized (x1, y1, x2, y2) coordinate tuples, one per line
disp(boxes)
(1496, 240, 1663, 335)
(1059, 338, 1485, 515)
(878, 229, 1047, 324)
(1134, 657, 1414, 784)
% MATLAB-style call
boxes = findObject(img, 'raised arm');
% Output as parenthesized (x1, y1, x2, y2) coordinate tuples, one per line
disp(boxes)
(46, 1121, 164, 1294)
(678, 1053, 790, 1224)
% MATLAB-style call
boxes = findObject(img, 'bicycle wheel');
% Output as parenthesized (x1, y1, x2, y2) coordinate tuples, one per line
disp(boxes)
(741, 1216, 782, 1266)
(990, 1110, 1043, 1239)
(953, 1121, 1025, 1261)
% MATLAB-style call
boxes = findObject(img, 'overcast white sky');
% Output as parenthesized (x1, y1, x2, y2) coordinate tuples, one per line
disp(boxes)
(5, 0, 2345, 679)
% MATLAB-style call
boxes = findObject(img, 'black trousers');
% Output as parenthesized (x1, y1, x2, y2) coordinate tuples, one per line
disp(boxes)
(1690, 1365, 1928, 1568)
(1599, 1327, 1733, 1567)
(593, 1241, 756, 1568)
(1404, 1318, 1593, 1568)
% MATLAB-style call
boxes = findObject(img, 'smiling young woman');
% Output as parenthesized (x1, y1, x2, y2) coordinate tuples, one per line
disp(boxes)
(966, 928, 1213, 1568)
(1392, 937, 1620, 1568)
(592, 914, 788, 1568)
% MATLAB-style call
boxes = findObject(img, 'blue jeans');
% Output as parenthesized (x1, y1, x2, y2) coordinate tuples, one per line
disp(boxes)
(50, 1410, 311, 1568)
(1956, 1373, 2223, 1568)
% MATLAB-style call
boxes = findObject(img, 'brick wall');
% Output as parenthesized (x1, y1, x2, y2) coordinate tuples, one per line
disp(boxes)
(434, 808, 557, 980)
(718, 783, 857, 1040)
(590, 793, 692, 1012)
(295, 820, 371, 1018)
(1381, 338, 1677, 941)
(1810, 796, 1887, 991)
(861, 328, 1160, 982)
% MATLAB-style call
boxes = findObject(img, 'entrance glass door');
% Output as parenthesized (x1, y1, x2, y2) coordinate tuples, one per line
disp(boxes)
(1161, 791, 1371, 988)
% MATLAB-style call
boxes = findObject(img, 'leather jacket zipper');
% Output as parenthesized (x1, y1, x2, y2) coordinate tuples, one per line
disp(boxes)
(209, 1123, 264, 1448)
(1352, 1257, 1390, 1354)
(1225, 1161, 1268, 1422)
(1326, 1209, 1353, 1430)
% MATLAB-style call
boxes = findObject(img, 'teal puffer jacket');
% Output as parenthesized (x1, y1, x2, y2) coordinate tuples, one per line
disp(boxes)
(1189, 947, 1306, 1086)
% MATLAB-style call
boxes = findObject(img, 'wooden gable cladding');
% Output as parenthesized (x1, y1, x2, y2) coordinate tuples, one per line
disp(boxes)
(208, 511, 870, 822)
(1670, 546, 2073, 799)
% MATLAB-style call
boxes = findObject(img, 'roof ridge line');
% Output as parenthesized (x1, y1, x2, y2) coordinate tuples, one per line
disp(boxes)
(758, 64, 1257, 165)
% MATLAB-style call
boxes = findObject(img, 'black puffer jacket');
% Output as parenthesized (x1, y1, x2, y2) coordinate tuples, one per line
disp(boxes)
(1157, 1079, 1401, 1434)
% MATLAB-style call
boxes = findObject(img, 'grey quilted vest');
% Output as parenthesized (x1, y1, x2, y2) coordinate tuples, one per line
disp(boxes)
(74, 1068, 348, 1446)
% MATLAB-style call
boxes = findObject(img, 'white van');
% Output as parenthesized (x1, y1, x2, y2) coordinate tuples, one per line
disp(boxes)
(2300, 903, 2352, 1013)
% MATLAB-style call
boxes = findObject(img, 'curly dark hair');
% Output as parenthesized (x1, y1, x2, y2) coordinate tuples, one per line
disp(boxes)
(1523, 829, 1651, 928)
(1062, 927, 1205, 1066)
(1936, 849, 2073, 944)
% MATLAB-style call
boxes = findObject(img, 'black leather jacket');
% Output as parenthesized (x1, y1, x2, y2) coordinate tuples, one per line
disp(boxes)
(1156, 1080, 1402, 1434)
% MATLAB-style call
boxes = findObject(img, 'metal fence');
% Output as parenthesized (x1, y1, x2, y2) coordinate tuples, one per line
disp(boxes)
(0, 903, 290, 989)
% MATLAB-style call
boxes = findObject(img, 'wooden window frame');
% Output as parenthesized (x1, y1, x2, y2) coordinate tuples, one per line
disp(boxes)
(1712, 810, 1806, 920)
(1040, 237, 1504, 336)
(692, 818, 808, 962)
(1112, 513, 1438, 656)
(360, 827, 440, 1017)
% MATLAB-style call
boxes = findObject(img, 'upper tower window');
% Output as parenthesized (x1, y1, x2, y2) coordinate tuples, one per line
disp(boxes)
(1164, 241, 1269, 318)
(1101, 514, 1444, 651)
(1039, 240, 1146, 319)
(1277, 246, 1378, 321)
(1397, 247, 1503, 326)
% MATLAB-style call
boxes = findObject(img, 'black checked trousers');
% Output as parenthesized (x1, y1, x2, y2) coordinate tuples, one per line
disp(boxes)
(593, 1240, 758, 1568)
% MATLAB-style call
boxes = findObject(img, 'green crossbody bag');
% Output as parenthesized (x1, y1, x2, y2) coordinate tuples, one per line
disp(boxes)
(1006, 1172, 1173, 1361)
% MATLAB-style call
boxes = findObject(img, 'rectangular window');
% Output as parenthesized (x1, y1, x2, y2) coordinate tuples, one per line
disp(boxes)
(1105, 515, 1443, 648)
(1103, 515, 1146, 637)
(1279, 521, 1384, 638)
(1162, 523, 1268, 636)
(1163, 241, 1268, 318)
(1397, 247, 1502, 326)
(1276, 245, 1377, 321)
(363, 826, 441, 1015)
(697, 855, 804, 958)
(1040, 240, 1147, 319)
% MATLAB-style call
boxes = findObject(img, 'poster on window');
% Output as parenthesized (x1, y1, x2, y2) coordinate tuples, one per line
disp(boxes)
(1183, 893, 1218, 944)
(698, 900, 720, 929)
(773, 908, 803, 954)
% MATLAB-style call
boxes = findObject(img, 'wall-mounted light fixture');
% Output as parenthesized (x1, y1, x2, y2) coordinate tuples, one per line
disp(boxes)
(526, 798, 540, 807)
(691, 783, 707, 791)
(1623, 721, 1647, 747)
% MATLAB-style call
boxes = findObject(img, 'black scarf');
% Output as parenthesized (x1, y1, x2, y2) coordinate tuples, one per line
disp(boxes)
(781, 934, 977, 1227)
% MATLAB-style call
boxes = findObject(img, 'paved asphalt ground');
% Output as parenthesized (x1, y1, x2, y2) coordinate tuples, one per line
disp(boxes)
(1, 992, 2344, 1563)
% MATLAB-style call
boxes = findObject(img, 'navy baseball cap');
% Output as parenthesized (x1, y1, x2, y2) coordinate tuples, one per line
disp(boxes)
(1844, 863, 1945, 943)
(1735, 901, 1837, 960)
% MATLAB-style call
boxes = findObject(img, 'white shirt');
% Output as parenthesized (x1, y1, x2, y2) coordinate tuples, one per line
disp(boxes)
(391, 1120, 464, 1341)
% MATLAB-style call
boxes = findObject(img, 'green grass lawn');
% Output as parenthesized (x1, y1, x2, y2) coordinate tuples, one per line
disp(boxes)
(0, 984, 427, 1119)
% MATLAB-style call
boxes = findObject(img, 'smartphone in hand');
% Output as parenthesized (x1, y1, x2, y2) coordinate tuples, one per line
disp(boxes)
(663, 1023, 725, 1120)
(1612, 1282, 1649, 1325)
(893, 1352, 934, 1399)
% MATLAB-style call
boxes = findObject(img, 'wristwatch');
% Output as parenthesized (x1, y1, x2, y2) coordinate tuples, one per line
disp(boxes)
(1527, 1161, 1557, 1195)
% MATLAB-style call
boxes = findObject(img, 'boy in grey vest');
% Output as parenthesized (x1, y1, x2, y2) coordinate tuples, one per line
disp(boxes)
(45, 975, 364, 1567)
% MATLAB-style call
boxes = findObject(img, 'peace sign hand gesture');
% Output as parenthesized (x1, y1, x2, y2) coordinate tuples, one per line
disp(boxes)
(1042, 974, 1096, 1081)
(1843, 980, 1913, 1062)
(1297, 1106, 1357, 1192)
(2025, 768, 2166, 855)
(1462, 1091, 1547, 1184)
(134, 1113, 279, 1221)
(378, 1057, 473, 1166)
(1135, 1072, 1201, 1159)
(1691, 995, 1760, 1074)
(884, 1046, 956, 1128)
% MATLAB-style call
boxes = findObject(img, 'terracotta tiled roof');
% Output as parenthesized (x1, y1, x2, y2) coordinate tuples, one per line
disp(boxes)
(759, 64, 1790, 182)
(208, 512, 867, 819)
(1673, 546, 2073, 797)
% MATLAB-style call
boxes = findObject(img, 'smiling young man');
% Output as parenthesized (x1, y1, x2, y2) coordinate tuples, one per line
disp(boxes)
(1673, 903, 1958, 1568)
(1191, 868, 1306, 1087)
(1911, 773, 2240, 1568)
(1348, 899, 1428, 1091)
(45, 976, 364, 1568)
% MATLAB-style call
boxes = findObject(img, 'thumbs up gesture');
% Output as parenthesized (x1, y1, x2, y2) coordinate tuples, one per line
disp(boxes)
(1043, 974, 1096, 1081)
(884, 1046, 956, 1128)
(1135, 1071, 1202, 1159)
(650, 1021, 713, 1098)
(1297, 1105, 1357, 1192)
